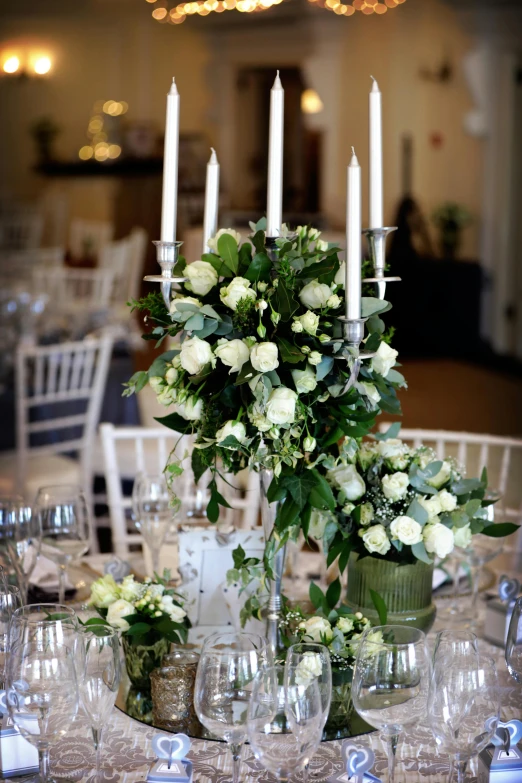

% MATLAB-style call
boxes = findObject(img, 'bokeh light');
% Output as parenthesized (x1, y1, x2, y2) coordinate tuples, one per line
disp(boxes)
(33, 56, 52, 75)
(3, 56, 20, 74)
(79, 146, 94, 160)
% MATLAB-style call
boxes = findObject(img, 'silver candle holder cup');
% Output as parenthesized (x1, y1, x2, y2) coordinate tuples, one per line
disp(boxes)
(362, 226, 400, 300)
(144, 240, 187, 309)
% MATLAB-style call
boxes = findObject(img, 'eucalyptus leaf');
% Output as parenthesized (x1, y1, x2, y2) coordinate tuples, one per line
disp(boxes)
(315, 356, 334, 381)
(199, 304, 222, 320)
(411, 541, 433, 564)
(374, 422, 401, 441)
(407, 499, 429, 527)
(361, 297, 392, 317)
(184, 313, 205, 331)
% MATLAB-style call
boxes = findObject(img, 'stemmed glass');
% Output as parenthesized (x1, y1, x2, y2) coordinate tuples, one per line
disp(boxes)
(352, 625, 431, 783)
(5, 501, 41, 603)
(247, 663, 323, 783)
(77, 627, 122, 782)
(194, 631, 272, 783)
(0, 585, 22, 687)
(132, 472, 180, 576)
(432, 630, 479, 665)
(506, 596, 522, 682)
(9, 603, 80, 652)
(6, 640, 79, 783)
(428, 654, 500, 782)
(0, 495, 23, 569)
(35, 485, 90, 604)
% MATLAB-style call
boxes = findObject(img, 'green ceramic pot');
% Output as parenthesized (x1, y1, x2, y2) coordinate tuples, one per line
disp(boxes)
(122, 635, 170, 723)
(345, 552, 436, 633)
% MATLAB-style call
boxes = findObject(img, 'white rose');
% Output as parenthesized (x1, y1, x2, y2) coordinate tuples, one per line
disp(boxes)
(438, 489, 458, 513)
(248, 403, 271, 433)
(184, 260, 218, 296)
(381, 472, 409, 501)
(358, 441, 380, 470)
(308, 351, 322, 366)
(165, 366, 178, 385)
(177, 396, 203, 421)
(220, 277, 256, 311)
(361, 524, 391, 556)
(427, 461, 452, 489)
(326, 294, 342, 309)
(157, 387, 174, 407)
(216, 420, 247, 445)
(390, 515, 423, 545)
(342, 502, 355, 515)
(291, 320, 304, 333)
(295, 310, 320, 336)
(316, 239, 329, 252)
(292, 365, 318, 395)
(147, 584, 165, 599)
(301, 616, 333, 643)
(149, 376, 165, 393)
(169, 296, 202, 315)
(350, 629, 384, 657)
(379, 439, 406, 460)
(418, 495, 442, 520)
(265, 387, 298, 426)
(371, 341, 398, 377)
(334, 262, 346, 287)
(360, 382, 380, 406)
(119, 575, 145, 603)
(250, 342, 279, 373)
(309, 510, 329, 539)
(207, 228, 241, 254)
(327, 464, 366, 501)
(299, 280, 332, 310)
(180, 336, 213, 376)
(423, 522, 454, 558)
(360, 502, 375, 526)
(453, 524, 472, 549)
(106, 599, 135, 632)
(303, 435, 316, 452)
(295, 652, 323, 686)
(337, 617, 354, 634)
(89, 575, 120, 608)
(214, 339, 250, 374)
(160, 595, 187, 622)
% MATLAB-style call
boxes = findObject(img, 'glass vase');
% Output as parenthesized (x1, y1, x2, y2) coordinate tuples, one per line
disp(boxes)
(345, 552, 436, 632)
(323, 675, 355, 740)
(122, 635, 170, 723)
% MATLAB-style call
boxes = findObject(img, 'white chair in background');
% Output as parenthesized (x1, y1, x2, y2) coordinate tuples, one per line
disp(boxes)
(33, 267, 116, 312)
(0, 336, 114, 543)
(99, 227, 148, 307)
(0, 247, 65, 280)
(379, 425, 522, 540)
(69, 218, 113, 260)
(0, 213, 44, 251)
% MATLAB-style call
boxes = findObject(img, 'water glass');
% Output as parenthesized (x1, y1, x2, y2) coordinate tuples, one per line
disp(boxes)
(284, 643, 332, 730)
(0, 495, 23, 569)
(194, 631, 271, 783)
(0, 586, 22, 686)
(506, 596, 522, 683)
(9, 603, 80, 652)
(352, 625, 431, 783)
(132, 473, 179, 576)
(6, 640, 79, 783)
(35, 485, 90, 603)
(5, 501, 41, 603)
(428, 654, 500, 782)
(247, 664, 323, 783)
(77, 627, 121, 782)
(432, 629, 479, 667)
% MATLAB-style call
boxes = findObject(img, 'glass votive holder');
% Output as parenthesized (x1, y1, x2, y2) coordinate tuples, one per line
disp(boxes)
(151, 650, 201, 733)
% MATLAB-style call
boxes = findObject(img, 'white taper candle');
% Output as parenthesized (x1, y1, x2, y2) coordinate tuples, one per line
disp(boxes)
(203, 148, 220, 253)
(160, 77, 180, 243)
(346, 148, 362, 320)
(266, 71, 284, 238)
(369, 75, 383, 229)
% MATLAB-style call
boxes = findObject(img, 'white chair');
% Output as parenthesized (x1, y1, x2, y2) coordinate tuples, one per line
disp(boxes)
(69, 218, 113, 261)
(0, 213, 43, 251)
(33, 267, 116, 312)
(99, 227, 148, 307)
(0, 248, 65, 281)
(0, 336, 114, 524)
(379, 425, 522, 535)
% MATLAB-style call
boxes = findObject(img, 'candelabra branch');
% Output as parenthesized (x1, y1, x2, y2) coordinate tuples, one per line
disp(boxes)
(362, 226, 400, 300)
(143, 240, 187, 309)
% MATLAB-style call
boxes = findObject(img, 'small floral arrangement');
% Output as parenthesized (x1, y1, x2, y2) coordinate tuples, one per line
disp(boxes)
(313, 430, 516, 569)
(87, 571, 189, 646)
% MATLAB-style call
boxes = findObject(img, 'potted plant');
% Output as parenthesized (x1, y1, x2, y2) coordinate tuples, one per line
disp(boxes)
(431, 201, 472, 259)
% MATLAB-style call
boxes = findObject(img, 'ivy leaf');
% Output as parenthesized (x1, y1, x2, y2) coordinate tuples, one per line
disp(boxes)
(374, 422, 401, 441)
(233, 544, 246, 569)
(309, 582, 328, 612)
(154, 413, 193, 434)
(326, 578, 341, 610)
(217, 233, 239, 274)
(276, 280, 299, 322)
(309, 469, 336, 512)
(277, 497, 300, 530)
(276, 337, 305, 364)
(283, 473, 317, 510)
(411, 541, 433, 564)
(369, 589, 388, 625)
(244, 252, 271, 283)
(191, 448, 208, 484)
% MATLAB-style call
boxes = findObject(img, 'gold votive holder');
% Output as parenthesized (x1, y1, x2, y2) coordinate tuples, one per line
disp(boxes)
(150, 650, 201, 733)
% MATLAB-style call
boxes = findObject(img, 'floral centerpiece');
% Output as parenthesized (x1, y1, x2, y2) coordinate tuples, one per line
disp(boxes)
(88, 572, 189, 722)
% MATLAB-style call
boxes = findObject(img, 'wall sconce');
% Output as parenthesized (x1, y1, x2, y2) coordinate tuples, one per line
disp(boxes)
(1, 51, 53, 77)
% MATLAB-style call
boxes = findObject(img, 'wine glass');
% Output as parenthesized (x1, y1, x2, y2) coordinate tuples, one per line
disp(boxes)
(194, 631, 272, 783)
(132, 472, 179, 576)
(352, 625, 431, 783)
(506, 596, 522, 682)
(10, 603, 80, 652)
(6, 640, 79, 783)
(0, 494, 23, 569)
(35, 485, 90, 604)
(428, 654, 500, 782)
(5, 500, 41, 603)
(0, 585, 22, 687)
(77, 627, 122, 782)
(432, 630, 479, 666)
(247, 663, 323, 783)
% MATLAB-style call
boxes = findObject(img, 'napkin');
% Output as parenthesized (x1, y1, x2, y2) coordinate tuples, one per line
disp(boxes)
(29, 555, 74, 591)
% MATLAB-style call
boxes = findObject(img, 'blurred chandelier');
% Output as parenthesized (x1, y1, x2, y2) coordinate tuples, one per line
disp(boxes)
(147, 0, 405, 25)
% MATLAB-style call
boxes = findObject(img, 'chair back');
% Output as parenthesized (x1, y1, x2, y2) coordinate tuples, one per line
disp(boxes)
(98, 227, 148, 305)
(33, 267, 116, 311)
(0, 213, 43, 251)
(15, 335, 113, 497)
(69, 218, 113, 261)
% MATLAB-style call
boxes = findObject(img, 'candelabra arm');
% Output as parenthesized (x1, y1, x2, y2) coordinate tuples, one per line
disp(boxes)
(362, 226, 400, 300)
(143, 240, 187, 309)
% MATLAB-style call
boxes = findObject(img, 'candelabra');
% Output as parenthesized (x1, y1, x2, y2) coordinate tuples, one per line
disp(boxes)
(144, 241, 186, 309)
(362, 226, 401, 300)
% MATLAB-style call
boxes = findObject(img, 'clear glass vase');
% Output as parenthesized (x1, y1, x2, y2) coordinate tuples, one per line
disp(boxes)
(345, 552, 436, 632)
(122, 635, 170, 723)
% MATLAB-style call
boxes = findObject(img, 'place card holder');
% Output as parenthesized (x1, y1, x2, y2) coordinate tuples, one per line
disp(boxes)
(328, 741, 381, 783)
(146, 733, 193, 783)
(478, 720, 522, 782)
(483, 576, 521, 647)
(0, 693, 39, 779)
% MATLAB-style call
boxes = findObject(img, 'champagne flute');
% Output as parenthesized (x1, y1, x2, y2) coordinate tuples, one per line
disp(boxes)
(428, 655, 500, 782)
(352, 626, 431, 783)
(247, 663, 323, 783)
(0, 585, 22, 687)
(194, 631, 271, 783)
(5, 501, 41, 603)
(0, 494, 23, 569)
(6, 640, 79, 783)
(132, 472, 180, 576)
(506, 596, 522, 682)
(77, 627, 122, 782)
(35, 485, 90, 604)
